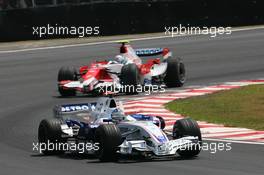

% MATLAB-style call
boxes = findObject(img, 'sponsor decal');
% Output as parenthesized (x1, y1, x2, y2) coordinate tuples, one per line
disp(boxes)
(60, 103, 94, 112)
(135, 48, 163, 56)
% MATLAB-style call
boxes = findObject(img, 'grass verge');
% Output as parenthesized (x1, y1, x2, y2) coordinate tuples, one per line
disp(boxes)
(165, 84, 264, 130)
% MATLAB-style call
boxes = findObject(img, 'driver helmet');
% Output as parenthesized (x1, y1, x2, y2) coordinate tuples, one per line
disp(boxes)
(76, 113, 94, 123)
(115, 55, 127, 64)
(111, 108, 125, 121)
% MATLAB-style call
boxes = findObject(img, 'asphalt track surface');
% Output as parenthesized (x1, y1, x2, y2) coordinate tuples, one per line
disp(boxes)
(0, 29, 264, 175)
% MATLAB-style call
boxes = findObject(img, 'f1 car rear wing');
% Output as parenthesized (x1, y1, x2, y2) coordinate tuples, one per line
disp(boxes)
(135, 48, 163, 56)
(117, 40, 171, 57)
(53, 102, 96, 117)
(135, 47, 172, 59)
(53, 97, 122, 117)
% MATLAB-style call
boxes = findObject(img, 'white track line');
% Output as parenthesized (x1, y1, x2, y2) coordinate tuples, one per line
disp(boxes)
(123, 103, 162, 108)
(1, 25, 264, 54)
(138, 99, 171, 103)
(224, 82, 257, 86)
(201, 127, 252, 133)
(169, 92, 207, 96)
(203, 138, 264, 145)
(144, 96, 181, 100)
(195, 87, 231, 91)
(160, 117, 182, 120)
(225, 134, 264, 140)
(134, 113, 183, 118)
(124, 108, 168, 113)
(202, 131, 259, 138)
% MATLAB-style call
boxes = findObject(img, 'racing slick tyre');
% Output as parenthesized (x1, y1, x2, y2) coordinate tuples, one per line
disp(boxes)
(38, 118, 66, 155)
(164, 57, 185, 87)
(172, 118, 202, 158)
(95, 124, 122, 162)
(120, 63, 140, 95)
(156, 116, 166, 130)
(57, 66, 78, 96)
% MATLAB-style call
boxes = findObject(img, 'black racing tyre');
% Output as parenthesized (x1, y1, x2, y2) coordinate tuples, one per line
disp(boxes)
(57, 66, 77, 96)
(164, 57, 185, 87)
(172, 118, 202, 157)
(156, 116, 166, 130)
(38, 118, 66, 155)
(120, 63, 140, 95)
(95, 124, 122, 162)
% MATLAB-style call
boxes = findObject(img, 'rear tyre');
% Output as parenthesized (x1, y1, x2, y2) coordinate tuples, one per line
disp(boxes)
(120, 64, 140, 95)
(156, 116, 166, 130)
(95, 124, 122, 162)
(164, 57, 185, 87)
(57, 66, 77, 96)
(173, 118, 202, 157)
(38, 118, 66, 155)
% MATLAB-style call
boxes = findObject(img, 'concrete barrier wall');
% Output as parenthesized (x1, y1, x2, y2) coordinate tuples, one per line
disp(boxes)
(0, 0, 263, 41)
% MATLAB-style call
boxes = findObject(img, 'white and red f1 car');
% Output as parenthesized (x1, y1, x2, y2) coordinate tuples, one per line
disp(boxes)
(57, 41, 185, 96)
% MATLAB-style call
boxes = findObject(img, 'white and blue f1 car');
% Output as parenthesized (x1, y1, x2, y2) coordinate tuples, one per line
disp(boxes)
(38, 97, 202, 161)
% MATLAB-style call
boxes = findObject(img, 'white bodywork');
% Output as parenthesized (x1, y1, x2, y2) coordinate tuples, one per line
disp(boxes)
(118, 121, 198, 156)
(150, 62, 168, 77)
(55, 97, 199, 157)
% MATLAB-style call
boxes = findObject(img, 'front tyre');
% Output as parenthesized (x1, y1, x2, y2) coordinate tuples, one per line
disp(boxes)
(164, 57, 185, 87)
(156, 116, 166, 130)
(95, 124, 122, 162)
(57, 66, 77, 96)
(38, 118, 66, 155)
(120, 63, 140, 95)
(173, 118, 202, 157)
